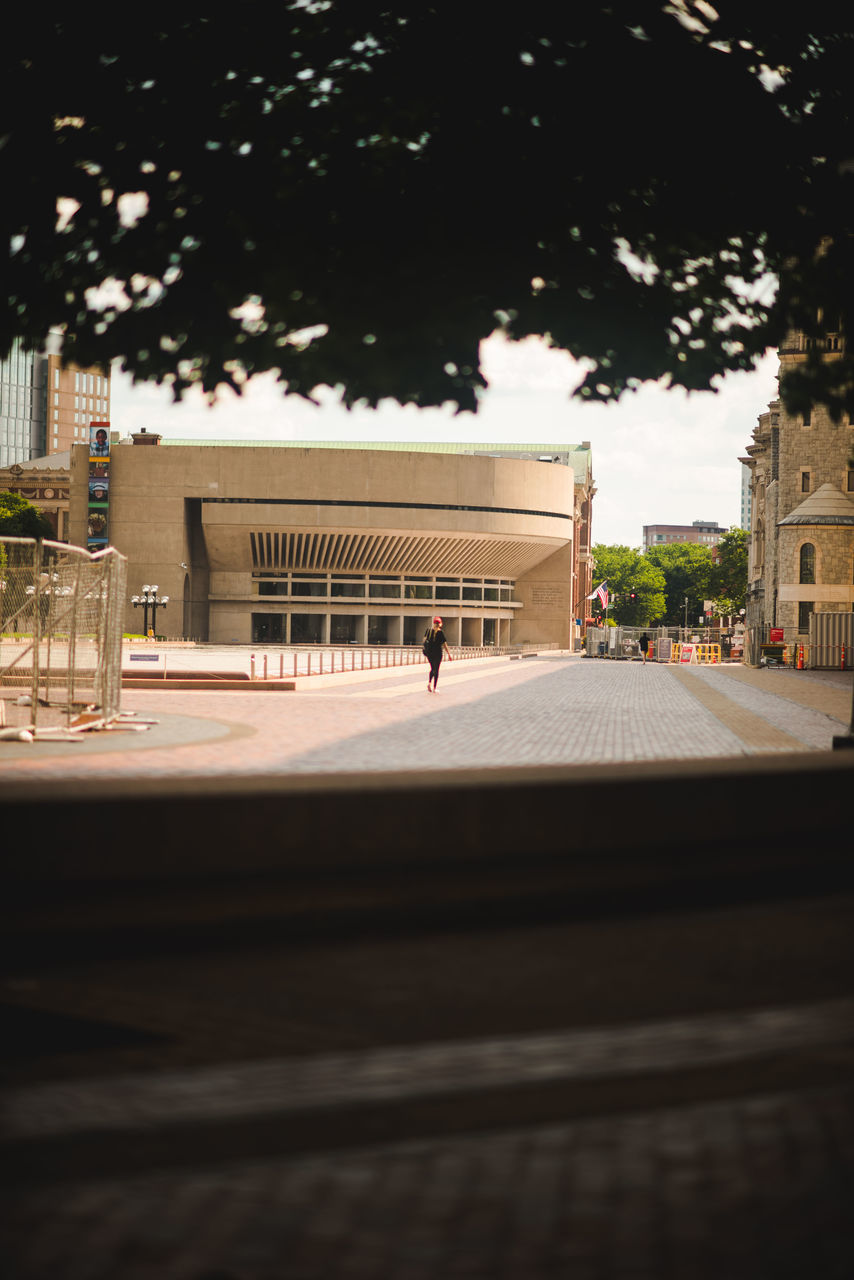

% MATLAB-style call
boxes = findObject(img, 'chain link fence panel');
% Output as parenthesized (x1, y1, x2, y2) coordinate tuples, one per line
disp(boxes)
(0, 538, 127, 732)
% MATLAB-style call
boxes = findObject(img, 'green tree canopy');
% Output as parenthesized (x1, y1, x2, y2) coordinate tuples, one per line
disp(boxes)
(591, 545, 666, 626)
(712, 527, 749, 613)
(0, 492, 53, 539)
(645, 542, 716, 627)
(3, 5, 854, 414)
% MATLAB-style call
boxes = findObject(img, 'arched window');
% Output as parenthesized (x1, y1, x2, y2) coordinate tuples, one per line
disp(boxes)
(799, 543, 816, 584)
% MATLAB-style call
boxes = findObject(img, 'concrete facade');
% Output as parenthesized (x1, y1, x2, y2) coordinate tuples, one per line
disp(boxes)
(743, 330, 854, 633)
(68, 440, 594, 648)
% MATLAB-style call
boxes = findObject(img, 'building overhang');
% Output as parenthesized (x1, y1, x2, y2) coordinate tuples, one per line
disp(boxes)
(201, 521, 569, 579)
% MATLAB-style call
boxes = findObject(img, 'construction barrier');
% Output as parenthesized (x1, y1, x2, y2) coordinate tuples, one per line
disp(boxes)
(669, 643, 721, 665)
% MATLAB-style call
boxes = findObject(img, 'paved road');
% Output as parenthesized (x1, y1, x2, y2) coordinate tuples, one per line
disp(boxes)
(2, 653, 853, 1278)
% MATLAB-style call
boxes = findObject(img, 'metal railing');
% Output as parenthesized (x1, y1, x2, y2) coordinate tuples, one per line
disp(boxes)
(1, 537, 127, 730)
(246, 642, 556, 680)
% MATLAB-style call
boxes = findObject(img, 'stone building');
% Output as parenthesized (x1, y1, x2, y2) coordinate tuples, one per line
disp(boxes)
(0, 452, 71, 540)
(67, 437, 595, 648)
(742, 328, 854, 634)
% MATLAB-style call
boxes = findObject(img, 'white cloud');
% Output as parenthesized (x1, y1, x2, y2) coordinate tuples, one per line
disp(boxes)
(109, 336, 779, 548)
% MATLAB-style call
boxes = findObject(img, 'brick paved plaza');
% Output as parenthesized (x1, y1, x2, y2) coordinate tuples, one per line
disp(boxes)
(1, 651, 852, 780)
(2, 652, 853, 1278)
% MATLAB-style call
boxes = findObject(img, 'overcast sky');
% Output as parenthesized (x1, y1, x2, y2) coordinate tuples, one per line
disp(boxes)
(110, 334, 780, 549)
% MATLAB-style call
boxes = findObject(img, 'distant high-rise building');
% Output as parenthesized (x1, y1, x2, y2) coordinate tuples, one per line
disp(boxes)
(739, 462, 752, 531)
(1, 339, 111, 466)
(0, 338, 47, 466)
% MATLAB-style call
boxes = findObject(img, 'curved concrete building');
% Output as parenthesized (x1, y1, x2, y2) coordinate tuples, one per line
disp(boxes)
(69, 439, 594, 647)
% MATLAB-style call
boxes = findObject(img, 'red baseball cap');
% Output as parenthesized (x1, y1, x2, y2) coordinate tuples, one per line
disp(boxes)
(433, 616, 442, 625)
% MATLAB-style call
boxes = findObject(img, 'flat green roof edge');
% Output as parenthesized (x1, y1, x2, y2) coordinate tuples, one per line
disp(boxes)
(158, 439, 589, 453)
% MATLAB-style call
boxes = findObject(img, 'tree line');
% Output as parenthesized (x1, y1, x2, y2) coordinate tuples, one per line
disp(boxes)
(590, 529, 748, 628)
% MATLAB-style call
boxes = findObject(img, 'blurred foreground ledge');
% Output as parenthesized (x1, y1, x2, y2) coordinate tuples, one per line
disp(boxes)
(2, 754, 852, 967)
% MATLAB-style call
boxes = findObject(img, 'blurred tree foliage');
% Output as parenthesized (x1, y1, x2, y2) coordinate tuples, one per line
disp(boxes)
(3, 4, 854, 413)
(591, 545, 667, 626)
(0, 491, 53, 539)
(712, 527, 749, 611)
(646, 542, 716, 626)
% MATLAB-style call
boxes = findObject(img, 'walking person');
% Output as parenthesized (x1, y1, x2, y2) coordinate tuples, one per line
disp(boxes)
(423, 616, 452, 692)
(639, 632, 651, 664)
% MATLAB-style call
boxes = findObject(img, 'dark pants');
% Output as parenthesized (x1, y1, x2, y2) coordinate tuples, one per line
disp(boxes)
(428, 655, 442, 687)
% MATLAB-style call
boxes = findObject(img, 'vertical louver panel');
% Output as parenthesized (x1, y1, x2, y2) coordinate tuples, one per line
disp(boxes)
(247, 531, 562, 577)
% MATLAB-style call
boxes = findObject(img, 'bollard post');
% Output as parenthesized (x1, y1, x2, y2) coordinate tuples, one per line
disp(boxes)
(250, 653, 256, 680)
(263, 654, 268, 680)
(280, 654, 284, 679)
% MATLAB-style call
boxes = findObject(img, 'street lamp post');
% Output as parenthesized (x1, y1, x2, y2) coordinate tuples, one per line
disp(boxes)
(131, 584, 169, 638)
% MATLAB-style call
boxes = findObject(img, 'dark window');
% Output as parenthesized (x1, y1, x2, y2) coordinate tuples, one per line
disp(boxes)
(330, 615, 359, 643)
(252, 613, 284, 642)
(801, 472, 811, 492)
(798, 602, 813, 633)
(799, 544, 816, 584)
(291, 614, 323, 643)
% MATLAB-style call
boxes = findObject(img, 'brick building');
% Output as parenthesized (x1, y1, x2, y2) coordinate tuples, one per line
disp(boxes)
(642, 520, 727, 551)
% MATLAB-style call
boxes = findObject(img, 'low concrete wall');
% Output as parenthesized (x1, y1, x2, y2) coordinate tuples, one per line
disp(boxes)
(3, 754, 852, 968)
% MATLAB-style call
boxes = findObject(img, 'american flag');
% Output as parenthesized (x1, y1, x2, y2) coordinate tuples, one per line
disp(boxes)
(588, 580, 609, 609)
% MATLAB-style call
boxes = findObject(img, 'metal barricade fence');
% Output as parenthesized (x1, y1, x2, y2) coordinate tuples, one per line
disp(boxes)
(744, 620, 853, 670)
(584, 626, 738, 663)
(810, 612, 854, 670)
(0, 537, 127, 730)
